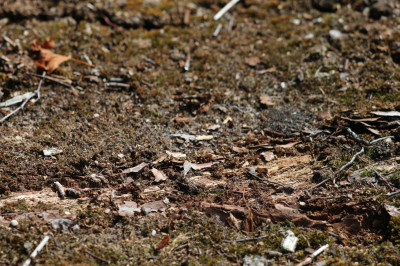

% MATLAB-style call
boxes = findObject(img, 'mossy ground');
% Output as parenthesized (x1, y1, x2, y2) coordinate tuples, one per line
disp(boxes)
(1, 0, 400, 265)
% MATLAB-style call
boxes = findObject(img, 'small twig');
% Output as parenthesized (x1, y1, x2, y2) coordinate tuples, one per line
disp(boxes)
(22, 235, 50, 266)
(296, 244, 329, 266)
(346, 128, 369, 146)
(0, 212, 41, 216)
(35, 71, 46, 100)
(228, 17, 235, 32)
(335, 147, 364, 175)
(309, 147, 364, 192)
(373, 169, 394, 192)
(308, 178, 330, 191)
(224, 235, 267, 243)
(85, 250, 110, 264)
(213, 23, 223, 37)
(0, 72, 45, 123)
(247, 170, 294, 193)
(214, 0, 240, 21)
(173, 243, 189, 251)
(29, 73, 72, 87)
(385, 190, 400, 197)
(370, 136, 394, 144)
(105, 82, 130, 88)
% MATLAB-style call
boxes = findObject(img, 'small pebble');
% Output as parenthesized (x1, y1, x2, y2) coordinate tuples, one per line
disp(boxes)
(151, 230, 156, 236)
(10, 220, 18, 227)
(329, 29, 343, 40)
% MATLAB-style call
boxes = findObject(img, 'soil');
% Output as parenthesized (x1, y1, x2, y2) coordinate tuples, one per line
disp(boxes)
(1, 0, 400, 265)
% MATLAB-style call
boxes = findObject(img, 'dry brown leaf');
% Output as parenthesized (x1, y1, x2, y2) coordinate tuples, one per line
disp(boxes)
(232, 146, 249, 153)
(30, 39, 94, 73)
(122, 162, 148, 174)
(277, 142, 300, 149)
(183, 161, 214, 176)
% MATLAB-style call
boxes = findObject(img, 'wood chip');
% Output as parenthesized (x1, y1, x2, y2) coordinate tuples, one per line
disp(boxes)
(232, 146, 249, 153)
(122, 162, 148, 174)
(259, 95, 276, 106)
(151, 168, 168, 182)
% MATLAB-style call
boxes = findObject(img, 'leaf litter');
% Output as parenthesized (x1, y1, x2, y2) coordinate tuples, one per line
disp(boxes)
(30, 39, 95, 73)
(1, 0, 400, 265)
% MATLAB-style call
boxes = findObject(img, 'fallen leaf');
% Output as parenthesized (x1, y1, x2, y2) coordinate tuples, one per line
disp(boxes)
(140, 200, 167, 212)
(118, 201, 140, 217)
(153, 154, 167, 164)
(151, 168, 168, 182)
(261, 151, 275, 161)
(30, 39, 94, 73)
(277, 142, 300, 149)
(371, 111, 400, 117)
(183, 161, 214, 176)
(166, 151, 186, 160)
(122, 162, 148, 174)
(365, 127, 380, 136)
(245, 56, 260, 67)
(232, 146, 249, 153)
(341, 116, 380, 122)
(259, 95, 276, 106)
(155, 234, 170, 250)
(0, 92, 35, 107)
(384, 204, 400, 217)
(171, 133, 196, 142)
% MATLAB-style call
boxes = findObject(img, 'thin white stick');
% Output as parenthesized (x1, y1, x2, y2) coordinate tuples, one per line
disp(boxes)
(335, 147, 364, 174)
(370, 136, 394, 144)
(0, 71, 46, 123)
(214, 0, 240, 21)
(213, 23, 223, 37)
(23, 235, 50, 266)
(296, 244, 329, 266)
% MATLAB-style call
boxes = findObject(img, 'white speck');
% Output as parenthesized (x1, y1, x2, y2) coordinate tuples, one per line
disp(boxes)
(280, 82, 286, 89)
(329, 29, 343, 40)
(305, 33, 314, 39)
(292, 19, 301, 25)
(152, 230, 157, 236)
(93, 113, 99, 118)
